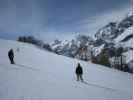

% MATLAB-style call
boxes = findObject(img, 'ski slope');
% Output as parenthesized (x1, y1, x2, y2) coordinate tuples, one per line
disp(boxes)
(0, 39, 133, 100)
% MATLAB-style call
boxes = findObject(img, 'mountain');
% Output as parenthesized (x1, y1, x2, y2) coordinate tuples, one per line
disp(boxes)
(95, 11, 133, 62)
(114, 26, 133, 48)
(1, 39, 133, 100)
(95, 11, 133, 43)
(50, 11, 133, 58)
(95, 22, 119, 41)
(50, 35, 94, 61)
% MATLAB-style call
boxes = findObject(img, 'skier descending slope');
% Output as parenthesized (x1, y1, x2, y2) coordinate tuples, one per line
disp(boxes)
(8, 49, 15, 64)
(75, 63, 83, 82)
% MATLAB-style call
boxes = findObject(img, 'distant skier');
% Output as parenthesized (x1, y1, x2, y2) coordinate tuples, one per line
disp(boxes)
(75, 63, 83, 82)
(8, 49, 15, 64)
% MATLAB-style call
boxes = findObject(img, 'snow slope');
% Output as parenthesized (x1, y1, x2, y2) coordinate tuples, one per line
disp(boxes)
(115, 27, 133, 43)
(114, 26, 133, 48)
(123, 50, 133, 63)
(0, 39, 133, 100)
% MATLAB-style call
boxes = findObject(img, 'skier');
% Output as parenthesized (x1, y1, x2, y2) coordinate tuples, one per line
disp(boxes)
(75, 63, 83, 82)
(8, 49, 15, 64)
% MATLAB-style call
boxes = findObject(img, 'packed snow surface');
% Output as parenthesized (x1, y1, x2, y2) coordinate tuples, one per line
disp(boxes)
(0, 39, 133, 100)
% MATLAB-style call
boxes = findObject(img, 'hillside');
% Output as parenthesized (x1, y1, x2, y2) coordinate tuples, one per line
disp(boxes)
(0, 39, 133, 100)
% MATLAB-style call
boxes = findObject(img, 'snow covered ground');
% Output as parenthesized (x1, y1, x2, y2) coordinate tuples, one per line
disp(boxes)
(0, 39, 133, 100)
(115, 26, 133, 48)
(123, 50, 133, 63)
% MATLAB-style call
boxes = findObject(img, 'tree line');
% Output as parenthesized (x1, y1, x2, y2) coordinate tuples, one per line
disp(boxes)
(18, 36, 52, 51)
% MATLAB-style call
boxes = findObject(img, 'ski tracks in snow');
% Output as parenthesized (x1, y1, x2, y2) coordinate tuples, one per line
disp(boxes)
(81, 81, 116, 91)
(74, 80, 118, 92)
(15, 64, 40, 71)
(0, 63, 40, 72)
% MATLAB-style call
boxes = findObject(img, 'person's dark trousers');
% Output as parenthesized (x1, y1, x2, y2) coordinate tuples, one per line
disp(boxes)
(9, 56, 15, 64)
(76, 74, 83, 82)
(77, 74, 80, 81)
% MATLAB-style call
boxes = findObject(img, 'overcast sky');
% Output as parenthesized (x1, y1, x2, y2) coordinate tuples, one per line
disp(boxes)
(0, 0, 133, 42)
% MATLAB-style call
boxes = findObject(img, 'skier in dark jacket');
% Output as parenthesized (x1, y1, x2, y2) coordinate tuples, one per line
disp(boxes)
(75, 63, 83, 81)
(8, 49, 15, 64)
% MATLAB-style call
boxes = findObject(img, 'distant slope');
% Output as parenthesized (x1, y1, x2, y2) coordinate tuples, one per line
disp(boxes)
(0, 39, 133, 100)
(115, 26, 133, 43)
(114, 26, 133, 48)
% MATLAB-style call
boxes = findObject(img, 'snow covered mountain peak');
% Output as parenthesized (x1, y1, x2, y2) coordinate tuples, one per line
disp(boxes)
(50, 35, 94, 60)
(49, 11, 133, 61)
(95, 22, 118, 41)
(95, 10, 133, 42)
